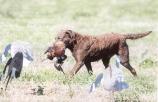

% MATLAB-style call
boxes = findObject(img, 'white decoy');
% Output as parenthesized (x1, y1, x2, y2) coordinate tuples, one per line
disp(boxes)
(89, 55, 128, 93)
(0, 41, 33, 67)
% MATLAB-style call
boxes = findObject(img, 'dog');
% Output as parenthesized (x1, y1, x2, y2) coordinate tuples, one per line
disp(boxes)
(55, 30, 152, 77)
(2, 52, 23, 90)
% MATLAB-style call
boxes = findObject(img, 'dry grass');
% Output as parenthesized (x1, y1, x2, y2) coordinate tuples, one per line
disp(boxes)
(0, 81, 113, 102)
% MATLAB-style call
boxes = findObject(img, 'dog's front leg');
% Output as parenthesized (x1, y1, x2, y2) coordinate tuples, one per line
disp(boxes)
(69, 61, 84, 77)
(69, 48, 88, 77)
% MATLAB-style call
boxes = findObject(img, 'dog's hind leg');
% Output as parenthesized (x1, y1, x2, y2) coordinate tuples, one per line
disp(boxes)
(118, 41, 137, 76)
(85, 62, 93, 75)
(102, 58, 110, 69)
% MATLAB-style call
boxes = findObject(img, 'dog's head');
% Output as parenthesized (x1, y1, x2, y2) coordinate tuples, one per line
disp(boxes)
(44, 41, 66, 60)
(56, 30, 76, 47)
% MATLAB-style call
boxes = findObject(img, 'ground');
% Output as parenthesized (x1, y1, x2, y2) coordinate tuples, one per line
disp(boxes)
(0, 0, 157, 102)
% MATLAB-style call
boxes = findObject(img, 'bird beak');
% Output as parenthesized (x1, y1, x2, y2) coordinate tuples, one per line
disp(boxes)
(44, 46, 53, 54)
(44, 49, 48, 54)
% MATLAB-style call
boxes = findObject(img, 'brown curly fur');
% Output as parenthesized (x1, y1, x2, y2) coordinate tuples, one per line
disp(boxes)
(56, 30, 152, 77)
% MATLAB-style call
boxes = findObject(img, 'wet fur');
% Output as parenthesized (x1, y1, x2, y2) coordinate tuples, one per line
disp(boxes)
(56, 30, 152, 77)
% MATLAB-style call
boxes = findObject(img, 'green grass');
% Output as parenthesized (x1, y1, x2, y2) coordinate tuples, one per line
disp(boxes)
(114, 74, 156, 101)
(139, 58, 157, 69)
(20, 69, 95, 85)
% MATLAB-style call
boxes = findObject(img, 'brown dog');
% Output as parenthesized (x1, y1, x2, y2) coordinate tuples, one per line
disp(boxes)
(56, 30, 152, 77)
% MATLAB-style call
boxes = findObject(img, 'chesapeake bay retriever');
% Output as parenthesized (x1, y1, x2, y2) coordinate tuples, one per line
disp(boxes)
(55, 30, 152, 77)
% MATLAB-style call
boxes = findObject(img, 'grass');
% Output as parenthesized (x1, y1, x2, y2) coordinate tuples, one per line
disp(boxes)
(0, 0, 157, 101)
(114, 73, 156, 101)
(139, 58, 158, 69)
(20, 69, 95, 85)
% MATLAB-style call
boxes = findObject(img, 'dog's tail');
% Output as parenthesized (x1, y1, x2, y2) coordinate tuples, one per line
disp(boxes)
(123, 31, 152, 40)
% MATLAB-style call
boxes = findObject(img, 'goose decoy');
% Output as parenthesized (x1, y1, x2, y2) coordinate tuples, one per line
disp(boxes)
(3, 52, 23, 90)
(0, 41, 33, 67)
(89, 55, 128, 93)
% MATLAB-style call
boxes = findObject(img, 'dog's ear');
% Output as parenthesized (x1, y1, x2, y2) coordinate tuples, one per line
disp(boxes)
(65, 30, 75, 39)
(65, 30, 72, 34)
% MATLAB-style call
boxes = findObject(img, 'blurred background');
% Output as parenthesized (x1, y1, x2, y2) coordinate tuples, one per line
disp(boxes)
(0, 0, 157, 102)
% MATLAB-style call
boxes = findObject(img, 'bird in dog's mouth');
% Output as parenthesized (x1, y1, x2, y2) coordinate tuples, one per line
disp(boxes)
(44, 40, 67, 74)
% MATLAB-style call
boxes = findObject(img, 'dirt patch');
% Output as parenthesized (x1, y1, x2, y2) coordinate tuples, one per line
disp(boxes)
(0, 81, 114, 102)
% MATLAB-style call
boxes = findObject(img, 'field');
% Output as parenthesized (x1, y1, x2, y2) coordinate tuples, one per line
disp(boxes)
(0, 0, 157, 102)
